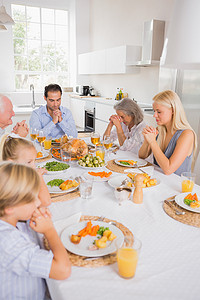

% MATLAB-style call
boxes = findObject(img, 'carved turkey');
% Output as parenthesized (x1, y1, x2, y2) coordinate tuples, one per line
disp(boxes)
(61, 139, 88, 158)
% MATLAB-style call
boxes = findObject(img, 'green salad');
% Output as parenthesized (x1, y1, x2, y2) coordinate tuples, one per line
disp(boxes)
(78, 154, 105, 168)
(44, 161, 69, 171)
(47, 179, 65, 187)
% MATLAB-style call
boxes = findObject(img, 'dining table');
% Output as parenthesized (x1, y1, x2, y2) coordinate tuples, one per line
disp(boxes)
(39, 149, 200, 300)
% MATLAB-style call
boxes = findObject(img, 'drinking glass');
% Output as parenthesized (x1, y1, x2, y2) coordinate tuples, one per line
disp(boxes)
(30, 128, 38, 146)
(79, 179, 93, 199)
(116, 237, 142, 279)
(43, 136, 52, 150)
(103, 135, 114, 159)
(60, 148, 71, 165)
(96, 144, 105, 161)
(91, 132, 100, 146)
(37, 130, 46, 152)
(181, 172, 196, 193)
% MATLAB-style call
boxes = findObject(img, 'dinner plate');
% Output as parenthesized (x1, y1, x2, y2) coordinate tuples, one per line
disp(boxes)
(36, 151, 49, 160)
(175, 193, 200, 214)
(83, 171, 113, 182)
(37, 159, 70, 175)
(77, 161, 106, 169)
(60, 220, 124, 257)
(108, 174, 160, 189)
(114, 158, 147, 168)
(43, 175, 79, 194)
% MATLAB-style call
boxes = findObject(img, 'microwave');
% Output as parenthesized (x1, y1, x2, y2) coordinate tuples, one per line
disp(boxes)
(76, 85, 83, 95)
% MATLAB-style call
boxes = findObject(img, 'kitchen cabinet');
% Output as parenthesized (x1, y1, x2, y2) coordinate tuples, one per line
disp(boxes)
(70, 98, 85, 129)
(78, 45, 141, 75)
(95, 102, 115, 122)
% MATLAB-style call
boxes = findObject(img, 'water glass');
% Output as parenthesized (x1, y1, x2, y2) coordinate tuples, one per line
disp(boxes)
(181, 172, 196, 193)
(116, 237, 142, 279)
(79, 179, 93, 199)
(60, 148, 71, 165)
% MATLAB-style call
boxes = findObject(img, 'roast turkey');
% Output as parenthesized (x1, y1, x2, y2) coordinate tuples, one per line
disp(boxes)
(61, 139, 88, 158)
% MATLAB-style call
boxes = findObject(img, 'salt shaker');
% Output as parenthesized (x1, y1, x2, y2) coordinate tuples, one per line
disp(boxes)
(132, 174, 145, 204)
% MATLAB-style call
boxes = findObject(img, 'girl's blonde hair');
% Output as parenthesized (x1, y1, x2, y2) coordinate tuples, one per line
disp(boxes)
(153, 90, 197, 167)
(2, 137, 35, 161)
(0, 162, 40, 217)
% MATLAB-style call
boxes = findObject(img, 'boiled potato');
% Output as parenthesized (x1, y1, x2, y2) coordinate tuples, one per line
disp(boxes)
(108, 232, 117, 241)
(103, 230, 112, 238)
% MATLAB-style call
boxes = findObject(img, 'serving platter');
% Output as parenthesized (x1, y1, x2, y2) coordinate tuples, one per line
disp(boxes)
(108, 174, 160, 189)
(60, 220, 124, 257)
(37, 159, 70, 175)
(83, 171, 113, 182)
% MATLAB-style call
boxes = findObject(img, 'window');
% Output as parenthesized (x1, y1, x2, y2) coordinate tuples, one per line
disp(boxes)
(12, 4, 69, 91)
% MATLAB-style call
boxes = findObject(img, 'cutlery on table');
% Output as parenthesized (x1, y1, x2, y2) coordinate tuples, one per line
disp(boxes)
(164, 199, 185, 215)
(83, 253, 116, 261)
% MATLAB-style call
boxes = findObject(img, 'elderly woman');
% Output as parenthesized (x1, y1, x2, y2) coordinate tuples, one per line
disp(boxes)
(139, 90, 197, 175)
(103, 98, 146, 154)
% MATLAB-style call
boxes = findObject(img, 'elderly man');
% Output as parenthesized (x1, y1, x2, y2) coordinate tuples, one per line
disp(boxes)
(29, 84, 77, 139)
(0, 94, 29, 138)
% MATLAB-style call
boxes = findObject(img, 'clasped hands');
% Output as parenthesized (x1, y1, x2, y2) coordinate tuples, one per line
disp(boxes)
(12, 120, 29, 137)
(29, 207, 53, 234)
(109, 114, 122, 128)
(142, 126, 158, 144)
(52, 109, 62, 124)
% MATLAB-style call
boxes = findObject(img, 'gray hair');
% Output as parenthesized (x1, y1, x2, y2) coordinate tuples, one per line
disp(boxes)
(114, 98, 143, 125)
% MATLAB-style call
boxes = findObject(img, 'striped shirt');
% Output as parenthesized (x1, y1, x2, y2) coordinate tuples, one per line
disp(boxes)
(29, 105, 78, 139)
(110, 121, 146, 155)
(0, 220, 53, 300)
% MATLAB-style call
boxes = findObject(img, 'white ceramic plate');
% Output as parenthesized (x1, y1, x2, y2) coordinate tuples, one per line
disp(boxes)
(36, 151, 49, 160)
(60, 220, 124, 257)
(114, 158, 147, 168)
(77, 161, 106, 170)
(83, 171, 113, 182)
(37, 159, 70, 175)
(175, 193, 200, 213)
(43, 175, 79, 194)
(108, 174, 160, 189)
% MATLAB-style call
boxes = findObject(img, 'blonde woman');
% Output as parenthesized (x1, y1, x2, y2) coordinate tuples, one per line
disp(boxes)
(0, 162, 71, 299)
(139, 90, 197, 175)
(103, 98, 146, 154)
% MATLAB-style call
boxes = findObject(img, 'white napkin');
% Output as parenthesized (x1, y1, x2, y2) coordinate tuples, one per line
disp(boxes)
(53, 212, 82, 237)
(124, 166, 154, 176)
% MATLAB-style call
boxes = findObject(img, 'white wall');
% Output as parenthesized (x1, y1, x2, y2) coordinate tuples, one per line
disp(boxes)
(82, 0, 175, 102)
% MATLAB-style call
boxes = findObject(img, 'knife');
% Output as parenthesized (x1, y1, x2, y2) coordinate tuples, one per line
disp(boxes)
(83, 253, 116, 261)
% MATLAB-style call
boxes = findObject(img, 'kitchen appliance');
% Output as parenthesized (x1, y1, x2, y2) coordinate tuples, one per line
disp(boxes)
(82, 85, 90, 96)
(76, 85, 83, 95)
(89, 86, 95, 96)
(84, 102, 95, 132)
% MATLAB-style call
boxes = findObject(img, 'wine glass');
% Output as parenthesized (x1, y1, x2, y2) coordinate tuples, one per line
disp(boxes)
(30, 128, 38, 146)
(91, 132, 100, 149)
(103, 135, 113, 160)
(37, 130, 46, 152)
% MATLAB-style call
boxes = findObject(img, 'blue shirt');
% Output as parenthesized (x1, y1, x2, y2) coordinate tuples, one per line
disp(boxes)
(0, 220, 53, 300)
(29, 105, 78, 139)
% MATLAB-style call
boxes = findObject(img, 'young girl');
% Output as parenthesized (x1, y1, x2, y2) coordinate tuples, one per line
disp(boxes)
(139, 90, 197, 175)
(0, 162, 71, 300)
(2, 136, 51, 207)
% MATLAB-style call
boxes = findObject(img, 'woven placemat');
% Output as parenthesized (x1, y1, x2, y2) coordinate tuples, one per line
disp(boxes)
(51, 190, 80, 202)
(106, 159, 152, 174)
(163, 195, 200, 227)
(44, 215, 133, 267)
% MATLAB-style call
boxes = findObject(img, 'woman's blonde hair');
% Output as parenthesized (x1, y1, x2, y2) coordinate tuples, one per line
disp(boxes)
(2, 137, 35, 161)
(114, 98, 144, 125)
(153, 90, 197, 166)
(0, 162, 40, 217)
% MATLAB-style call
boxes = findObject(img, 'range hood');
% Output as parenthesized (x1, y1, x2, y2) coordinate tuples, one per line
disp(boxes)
(127, 19, 165, 67)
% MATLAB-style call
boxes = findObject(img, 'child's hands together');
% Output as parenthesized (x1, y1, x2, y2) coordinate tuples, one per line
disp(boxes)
(29, 207, 54, 234)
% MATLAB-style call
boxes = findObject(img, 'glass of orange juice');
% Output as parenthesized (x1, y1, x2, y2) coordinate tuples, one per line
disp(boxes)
(181, 172, 196, 193)
(116, 237, 142, 279)
(96, 144, 105, 160)
(44, 136, 52, 150)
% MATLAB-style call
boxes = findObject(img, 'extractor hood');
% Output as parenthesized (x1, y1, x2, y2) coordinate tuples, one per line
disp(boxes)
(127, 19, 165, 67)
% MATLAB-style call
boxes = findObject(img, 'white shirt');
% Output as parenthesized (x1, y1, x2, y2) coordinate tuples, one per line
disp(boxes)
(0, 220, 53, 300)
(110, 120, 146, 154)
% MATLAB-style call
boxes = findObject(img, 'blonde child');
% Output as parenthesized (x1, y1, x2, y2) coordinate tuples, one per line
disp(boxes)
(2, 136, 51, 207)
(0, 162, 71, 300)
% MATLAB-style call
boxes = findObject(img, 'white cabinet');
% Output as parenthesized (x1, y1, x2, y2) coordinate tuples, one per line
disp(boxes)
(95, 119, 108, 134)
(95, 103, 115, 122)
(78, 45, 142, 75)
(70, 98, 85, 129)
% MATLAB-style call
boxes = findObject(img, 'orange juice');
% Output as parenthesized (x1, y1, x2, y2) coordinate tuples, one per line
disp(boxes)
(91, 137, 100, 145)
(104, 142, 113, 149)
(182, 180, 194, 192)
(117, 247, 138, 278)
(44, 139, 52, 150)
(37, 136, 46, 143)
(96, 150, 105, 160)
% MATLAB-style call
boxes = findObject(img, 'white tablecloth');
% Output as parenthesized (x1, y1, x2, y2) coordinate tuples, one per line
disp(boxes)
(46, 151, 200, 300)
